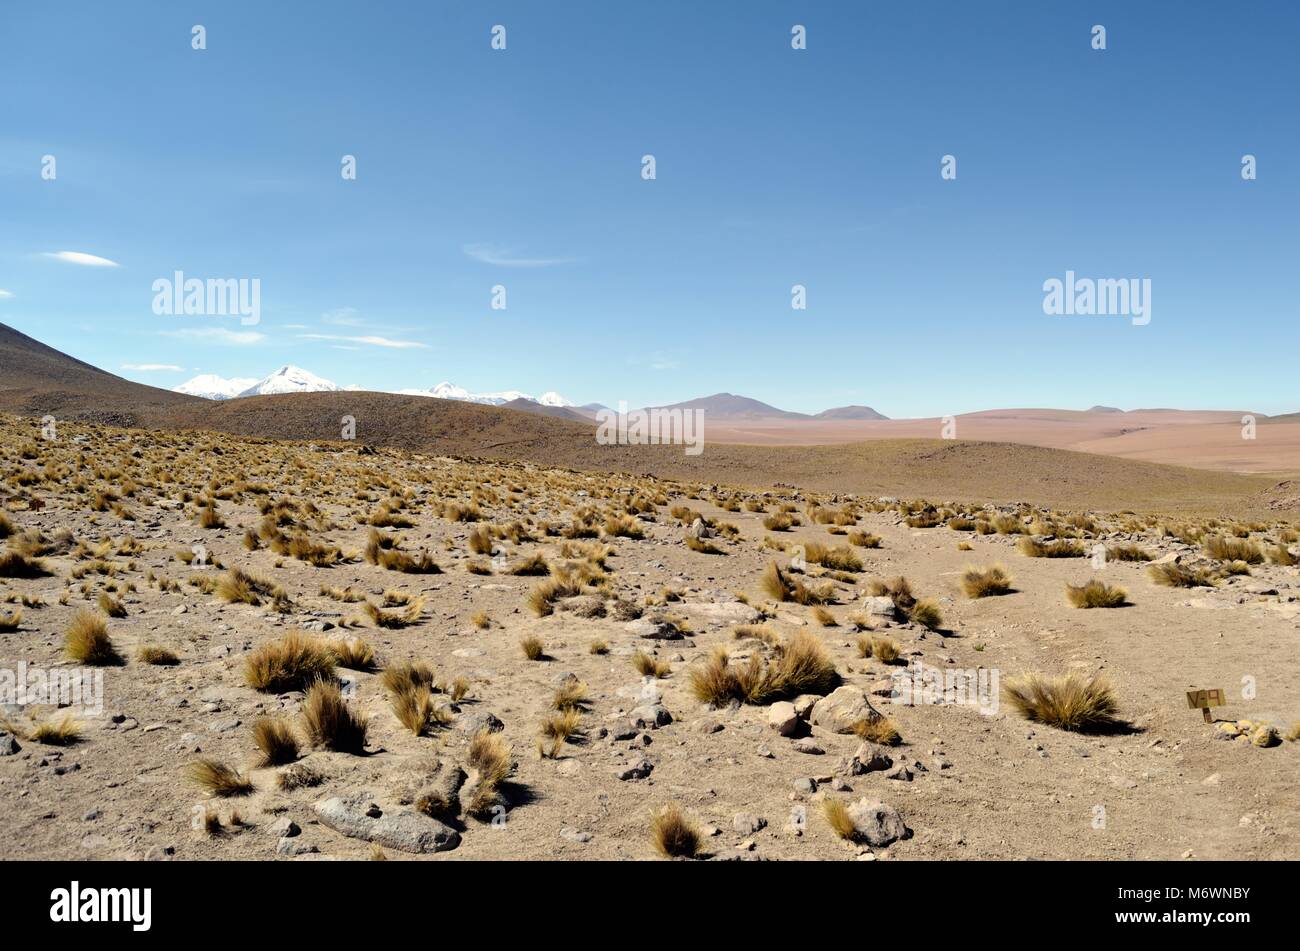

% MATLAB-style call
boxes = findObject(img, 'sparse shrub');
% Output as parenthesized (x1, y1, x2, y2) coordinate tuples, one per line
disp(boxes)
(961, 565, 1013, 598)
(136, 644, 179, 665)
(650, 803, 700, 858)
(64, 610, 120, 665)
(0, 551, 51, 578)
(96, 592, 126, 617)
(243, 631, 337, 692)
(633, 650, 671, 678)
(520, 634, 545, 660)
(186, 758, 254, 797)
(1203, 535, 1263, 564)
(822, 797, 858, 840)
(1148, 562, 1217, 588)
(465, 729, 512, 817)
(1017, 537, 1085, 558)
(251, 716, 299, 766)
(909, 598, 943, 630)
(1105, 544, 1151, 563)
(31, 714, 81, 745)
(851, 715, 901, 745)
(1065, 580, 1127, 608)
(1002, 671, 1120, 732)
(301, 679, 368, 752)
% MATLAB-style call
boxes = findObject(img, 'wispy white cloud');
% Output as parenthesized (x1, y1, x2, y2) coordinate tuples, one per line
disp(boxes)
(321, 307, 365, 327)
(121, 363, 184, 372)
(299, 333, 428, 350)
(159, 327, 266, 345)
(281, 323, 310, 330)
(44, 250, 120, 267)
(0, 289, 13, 299)
(463, 243, 576, 268)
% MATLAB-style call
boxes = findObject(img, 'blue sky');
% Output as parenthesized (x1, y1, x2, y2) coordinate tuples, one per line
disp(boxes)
(1, 1, 1297, 415)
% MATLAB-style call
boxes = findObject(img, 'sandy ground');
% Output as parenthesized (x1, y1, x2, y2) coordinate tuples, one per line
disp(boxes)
(1, 419, 1297, 862)
(702, 410, 1300, 475)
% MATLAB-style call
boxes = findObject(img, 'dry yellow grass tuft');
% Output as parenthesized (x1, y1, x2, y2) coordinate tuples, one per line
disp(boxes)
(1002, 671, 1121, 732)
(688, 630, 836, 706)
(961, 565, 1013, 598)
(244, 631, 337, 692)
(251, 716, 300, 766)
(650, 803, 700, 858)
(135, 644, 179, 665)
(1065, 579, 1128, 608)
(186, 758, 254, 797)
(302, 679, 368, 752)
(64, 610, 120, 665)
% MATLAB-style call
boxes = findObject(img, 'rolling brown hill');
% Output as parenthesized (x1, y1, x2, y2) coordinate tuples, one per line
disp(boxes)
(0, 321, 1293, 517)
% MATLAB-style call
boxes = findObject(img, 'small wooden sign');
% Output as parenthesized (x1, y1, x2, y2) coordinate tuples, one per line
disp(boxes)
(1186, 688, 1227, 723)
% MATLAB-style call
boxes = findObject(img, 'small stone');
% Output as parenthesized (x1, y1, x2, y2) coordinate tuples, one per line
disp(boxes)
(767, 701, 800, 737)
(732, 813, 766, 835)
(794, 738, 824, 755)
(269, 818, 301, 837)
(276, 837, 318, 856)
(559, 827, 593, 844)
(617, 759, 654, 781)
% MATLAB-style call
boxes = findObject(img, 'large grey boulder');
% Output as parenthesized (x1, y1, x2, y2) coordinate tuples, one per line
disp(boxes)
(846, 799, 910, 847)
(811, 685, 879, 734)
(314, 794, 460, 854)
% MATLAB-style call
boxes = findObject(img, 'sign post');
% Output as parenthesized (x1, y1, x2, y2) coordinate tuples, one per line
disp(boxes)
(1185, 688, 1226, 723)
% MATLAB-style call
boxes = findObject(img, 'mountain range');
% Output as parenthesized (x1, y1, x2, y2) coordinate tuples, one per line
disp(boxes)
(3, 322, 1299, 487)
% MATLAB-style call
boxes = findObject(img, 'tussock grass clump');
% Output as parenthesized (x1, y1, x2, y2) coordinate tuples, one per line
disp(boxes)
(633, 650, 671, 678)
(1148, 562, 1217, 588)
(847, 530, 881, 548)
(302, 679, 368, 752)
(465, 729, 513, 817)
(0, 609, 21, 632)
(589, 639, 609, 655)
(243, 631, 337, 692)
(251, 716, 300, 766)
(0, 550, 51, 578)
(689, 631, 837, 706)
(64, 610, 120, 665)
(1105, 544, 1151, 563)
(961, 565, 1013, 598)
(539, 708, 584, 755)
(823, 797, 858, 840)
(1017, 537, 1086, 558)
(868, 576, 915, 612)
(851, 715, 901, 745)
(650, 803, 700, 859)
(468, 526, 493, 554)
(520, 634, 546, 661)
(604, 514, 645, 539)
(389, 683, 449, 736)
(0, 511, 13, 538)
(96, 592, 126, 618)
(553, 680, 589, 711)
(363, 597, 424, 629)
(869, 635, 902, 664)
(1002, 671, 1120, 733)
(1065, 579, 1127, 608)
(364, 530, 442, 573)
(380, 660, 437, 696)
(330, 637, 376, 670)
(216, 567, 288, 608)
(29, 714, 82, 745)
(186, 758, 255, 797)
(908, 598, 943, 630)
(136, 644, 179, 665)
(762, 513, 795, 532)
(760, 561, 833, 605)
(684, 535, 724, 554)
(1267, 544, 1297, 567)
(508, 552, 550, 576)
(1203, 535, 1263, 564)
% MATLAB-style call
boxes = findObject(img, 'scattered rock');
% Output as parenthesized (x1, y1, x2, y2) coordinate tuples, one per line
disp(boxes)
(767, 701, 800, 737)
(811, 685, 878, 734)
(313, 794, 460, 854)
(845, 799, 911, 847)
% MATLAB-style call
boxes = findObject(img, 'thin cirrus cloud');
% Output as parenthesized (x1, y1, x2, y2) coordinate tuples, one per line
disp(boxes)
(44, 250, 120, 267)
(298, 333, 428, 350)
(121, 363, 184, 372)
(0, 289, 13, 299)
(463, 243, 577, 268)
(158, 327, 266, 345)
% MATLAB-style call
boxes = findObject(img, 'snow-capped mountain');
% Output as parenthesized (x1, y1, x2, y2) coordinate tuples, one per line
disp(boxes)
(236, 366, 341, 397)
(173, 374, 260, 400)
(397, 381, 574, 407)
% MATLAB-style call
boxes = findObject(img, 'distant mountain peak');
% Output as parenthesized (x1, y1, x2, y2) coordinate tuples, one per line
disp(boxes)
(237, 366, 340, 397)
